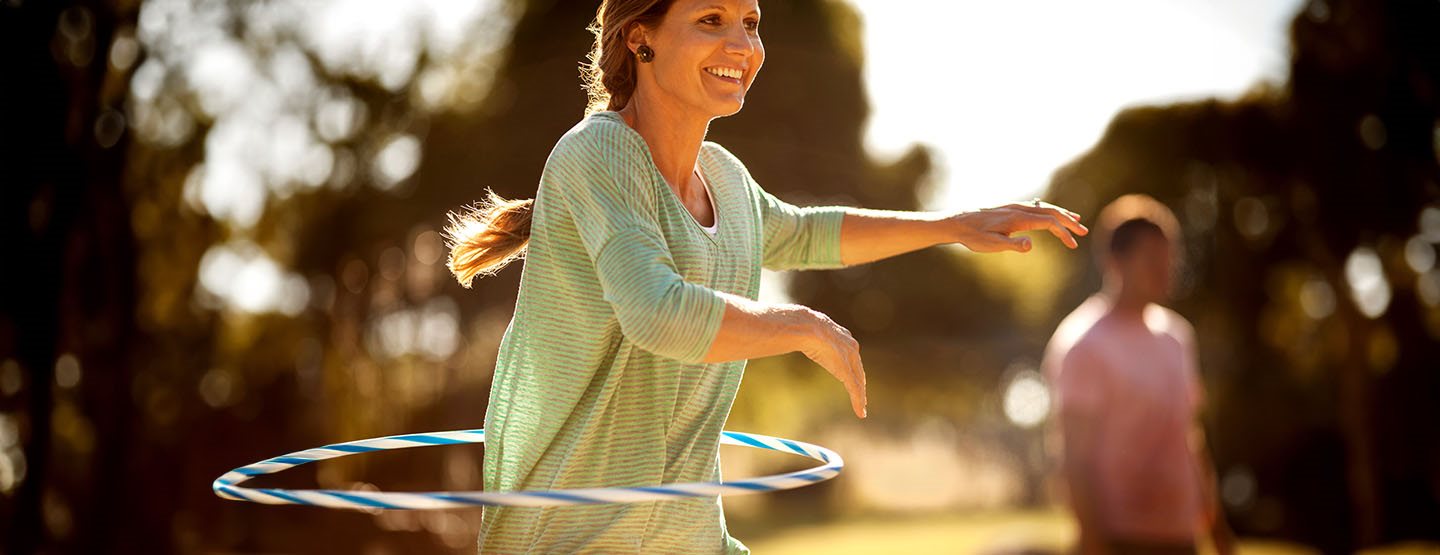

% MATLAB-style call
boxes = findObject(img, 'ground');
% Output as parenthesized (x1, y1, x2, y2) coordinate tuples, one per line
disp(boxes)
(742, 508, 1440, 555)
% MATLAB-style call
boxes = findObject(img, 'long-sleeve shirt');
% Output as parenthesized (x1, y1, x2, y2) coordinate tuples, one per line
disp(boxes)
(477, 110, 851, 553)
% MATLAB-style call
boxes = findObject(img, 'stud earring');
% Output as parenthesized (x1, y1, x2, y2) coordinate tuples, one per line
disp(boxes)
(636, 45, 655, 63)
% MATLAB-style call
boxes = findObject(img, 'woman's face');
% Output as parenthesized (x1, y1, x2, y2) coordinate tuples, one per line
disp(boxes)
(636, 0, 764, 118)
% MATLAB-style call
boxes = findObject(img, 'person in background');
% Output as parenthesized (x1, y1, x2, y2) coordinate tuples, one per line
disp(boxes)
(1043, 194, 1235, 555)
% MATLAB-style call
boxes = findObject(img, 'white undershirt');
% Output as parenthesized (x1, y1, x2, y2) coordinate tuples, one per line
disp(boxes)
(696, 170, 718, 235)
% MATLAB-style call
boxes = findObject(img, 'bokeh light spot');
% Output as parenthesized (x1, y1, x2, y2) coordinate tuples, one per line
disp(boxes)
(1299, 277, 1336, 320)
(373, 134, 421, 191)
(109, 33, 139, 71)
(93, 108, 126, 148)
(1002, 370, 1050, 429)
(0, 360, 22, 397)
(198, 368, 243, 408)
(0, 412, 24, 495)
(1222, 465, 1258, 509)
(197, 241, 311, 315)
(342, 258, 369, 294)
(1418, 270, 1440, 308)
(1345, 246, 1391, 318)
(1233, 197, 1270, 240)
(1405, 235, 1436, 273)
(55, 354, 81, 389)
(413, 229, 443, 266)
(1419, 206, 1440, 242)
(315, 89, 367, 143)
(1358, 114, 1387, 150)
(379, 246, 406, 281)
(1367, 325, 1398, 375)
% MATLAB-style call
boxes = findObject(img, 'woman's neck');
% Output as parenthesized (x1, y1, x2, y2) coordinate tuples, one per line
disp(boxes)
(616, 91, 710, 192)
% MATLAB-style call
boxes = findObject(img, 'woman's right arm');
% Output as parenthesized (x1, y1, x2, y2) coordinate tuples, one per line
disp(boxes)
(701, 292, 867, 418)
(548, 123, 865, 418)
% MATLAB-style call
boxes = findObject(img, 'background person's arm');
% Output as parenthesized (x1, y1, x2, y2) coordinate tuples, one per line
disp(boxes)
(1193, 426, 1236, 555)
(1055, 343, 1110, 553)
(1062, 416, 1108, 554)
(1176, 320, 1236, 555)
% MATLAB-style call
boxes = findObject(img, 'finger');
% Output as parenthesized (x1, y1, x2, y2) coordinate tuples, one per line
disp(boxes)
(1037, 215, 1079, 248)
(1049, 207, 1089, 236)
(849, 379, 865, 419)
(1018, 203, 1088, 235)
(822, 349, 864, 418)
(837, 361, 864, 419)
(836, 348, 865, 419)
(998, 233, 1032, 253)
(853, 353, 868, 418)
(826, 338, 864, 418)
(1041, 201, 1083, 222)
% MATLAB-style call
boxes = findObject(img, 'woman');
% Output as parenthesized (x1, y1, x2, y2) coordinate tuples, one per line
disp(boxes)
(446, 0, 1088, 552)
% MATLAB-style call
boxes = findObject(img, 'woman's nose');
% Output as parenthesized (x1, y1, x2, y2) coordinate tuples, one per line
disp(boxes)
(724, 29, 756, 57)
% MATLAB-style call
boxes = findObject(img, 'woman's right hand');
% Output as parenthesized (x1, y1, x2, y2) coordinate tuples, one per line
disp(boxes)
(792, 306, 868, 419)
(698, 294, 867, 418)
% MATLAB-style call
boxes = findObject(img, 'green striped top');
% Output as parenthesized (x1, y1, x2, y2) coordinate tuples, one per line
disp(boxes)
(477, 110, 850, 553)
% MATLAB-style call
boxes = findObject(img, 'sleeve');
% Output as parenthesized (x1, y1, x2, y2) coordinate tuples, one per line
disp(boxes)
(752, 180, 851, 271)
(1054, 342, 1107, 419)
(1178, 320, 1206, 412)
(544, 125, 726, 363)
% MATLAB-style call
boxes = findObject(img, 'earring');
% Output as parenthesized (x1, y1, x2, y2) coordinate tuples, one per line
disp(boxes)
(636, 45, 655, 63)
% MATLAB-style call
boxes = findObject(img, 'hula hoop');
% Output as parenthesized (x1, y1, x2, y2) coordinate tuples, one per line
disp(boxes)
(212, 429, 843, 510)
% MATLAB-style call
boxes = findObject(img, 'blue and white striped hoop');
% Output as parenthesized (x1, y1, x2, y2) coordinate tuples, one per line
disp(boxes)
(213, 429, 843, 510)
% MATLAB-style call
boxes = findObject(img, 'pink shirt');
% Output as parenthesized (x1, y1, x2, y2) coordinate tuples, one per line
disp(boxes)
(1043, 295, 1205, 542)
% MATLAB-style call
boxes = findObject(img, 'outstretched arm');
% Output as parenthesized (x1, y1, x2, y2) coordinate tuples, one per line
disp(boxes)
(837, 201, 1089, 267)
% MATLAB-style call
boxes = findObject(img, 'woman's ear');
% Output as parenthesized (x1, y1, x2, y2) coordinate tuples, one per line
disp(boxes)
(624, 22, 649, 56)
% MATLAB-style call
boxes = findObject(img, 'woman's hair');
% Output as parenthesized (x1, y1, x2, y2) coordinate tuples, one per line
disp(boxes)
(445, 0, 675, 288)
(445, 189, 534, 288)
(582, 0, 677, 116)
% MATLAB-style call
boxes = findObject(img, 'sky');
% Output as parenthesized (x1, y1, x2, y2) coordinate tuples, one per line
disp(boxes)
(852, 0, 1307, 210)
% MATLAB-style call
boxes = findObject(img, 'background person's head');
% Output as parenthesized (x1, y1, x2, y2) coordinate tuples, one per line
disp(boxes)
(585, 0, 764, 117)
(1094, 194, 1182, 306)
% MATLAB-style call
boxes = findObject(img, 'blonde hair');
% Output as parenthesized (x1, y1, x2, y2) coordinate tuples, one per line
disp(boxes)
(444, 189, 534, 288)
(445, 0, 675, 287)
(582, 0, 676, 115)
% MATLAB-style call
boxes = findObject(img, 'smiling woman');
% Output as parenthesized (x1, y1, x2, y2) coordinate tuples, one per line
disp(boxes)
(443, 0, 1086, 553)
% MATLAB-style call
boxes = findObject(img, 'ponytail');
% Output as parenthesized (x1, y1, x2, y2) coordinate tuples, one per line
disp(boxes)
(444, 189, 534, 288)
(447, 0, 676, 287)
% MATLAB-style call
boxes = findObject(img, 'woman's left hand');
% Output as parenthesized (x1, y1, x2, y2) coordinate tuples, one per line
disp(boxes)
(949, 199, 1088, 253)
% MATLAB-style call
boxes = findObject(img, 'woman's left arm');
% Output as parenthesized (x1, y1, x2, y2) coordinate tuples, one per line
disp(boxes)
(837, 201, 1089, 266)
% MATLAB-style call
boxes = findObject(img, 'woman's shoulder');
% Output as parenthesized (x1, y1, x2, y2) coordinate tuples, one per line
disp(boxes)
(549, 111, 644, 162)
(700, 140, 753, 181)
(700, 140, 741, 166)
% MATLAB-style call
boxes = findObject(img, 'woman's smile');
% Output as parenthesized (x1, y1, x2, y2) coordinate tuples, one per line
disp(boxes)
(703, 65, 745, 85)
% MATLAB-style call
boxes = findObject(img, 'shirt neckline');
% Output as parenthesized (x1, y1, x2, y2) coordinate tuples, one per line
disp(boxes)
(592, 110, 723, 246)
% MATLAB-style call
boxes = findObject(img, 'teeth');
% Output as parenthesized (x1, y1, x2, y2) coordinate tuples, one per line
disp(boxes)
(706, 67, 742, 80)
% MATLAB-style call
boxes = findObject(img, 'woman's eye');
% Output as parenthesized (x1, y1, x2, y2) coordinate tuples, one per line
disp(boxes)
(744, 19, 759, 32)
(701, 15, 721, 25)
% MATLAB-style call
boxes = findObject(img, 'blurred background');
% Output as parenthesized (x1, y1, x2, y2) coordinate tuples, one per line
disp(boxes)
(1, 0, 1438, 553)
